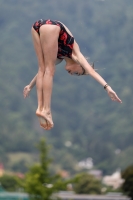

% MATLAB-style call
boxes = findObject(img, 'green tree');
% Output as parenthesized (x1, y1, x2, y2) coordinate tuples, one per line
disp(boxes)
(72, 173, 102, 194)
(0, 174, 21, 192)
(24, 138, 67, 200)
(121, 165, 133, 200)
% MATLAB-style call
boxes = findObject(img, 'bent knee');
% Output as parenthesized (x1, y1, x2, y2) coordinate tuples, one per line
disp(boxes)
(45, 66, 55, 76)
(38, 65, 45, 73)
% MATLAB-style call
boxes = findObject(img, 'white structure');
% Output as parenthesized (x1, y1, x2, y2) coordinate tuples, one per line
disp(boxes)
(78, 158, 93, 169)
(103, 171, 124, 189)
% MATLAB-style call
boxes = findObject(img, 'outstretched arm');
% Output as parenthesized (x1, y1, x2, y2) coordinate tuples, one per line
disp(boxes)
(72, 42, 122, 103)
(86, 66, 122, 103)
(23, 74, 37, 98)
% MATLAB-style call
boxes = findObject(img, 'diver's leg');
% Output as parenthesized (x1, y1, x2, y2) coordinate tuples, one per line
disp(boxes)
(36, 24, 60, 129)
(31, 27, 48, 129)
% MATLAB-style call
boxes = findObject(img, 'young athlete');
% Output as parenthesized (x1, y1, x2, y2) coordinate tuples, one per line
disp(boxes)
(23, 19, 122, 130)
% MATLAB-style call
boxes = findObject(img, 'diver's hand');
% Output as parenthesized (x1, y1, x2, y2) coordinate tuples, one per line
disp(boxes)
(106, 86, 122, 103)
(23, 85, 31, 98)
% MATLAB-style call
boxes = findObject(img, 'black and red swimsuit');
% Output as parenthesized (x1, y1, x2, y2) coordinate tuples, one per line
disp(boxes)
(33, 19, 74, 59)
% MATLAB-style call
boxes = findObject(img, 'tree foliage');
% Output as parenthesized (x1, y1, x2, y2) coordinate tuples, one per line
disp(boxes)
(72, 173, 102, 194)
(121, 165, 133, 199)
(0, 175, 21, 192)
(24, 138, 67, 200)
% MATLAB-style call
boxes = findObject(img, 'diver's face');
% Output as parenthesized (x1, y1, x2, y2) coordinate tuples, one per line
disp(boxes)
(65, 63, 85, 76)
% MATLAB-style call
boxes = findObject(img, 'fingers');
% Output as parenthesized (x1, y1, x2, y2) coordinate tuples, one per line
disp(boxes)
(23, 87, 27, 98)
(106, 87, 122, 103)
(114, 95, 122, 103)
(23, 86, 30, 98)
(23, 90, 27, 98)
(109, 92, 122, 103)
(106, 86, 122, 103)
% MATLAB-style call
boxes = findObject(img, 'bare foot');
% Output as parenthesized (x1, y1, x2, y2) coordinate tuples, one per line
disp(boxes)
(38, 116, 48, 129)
(36, 109, 54, 130)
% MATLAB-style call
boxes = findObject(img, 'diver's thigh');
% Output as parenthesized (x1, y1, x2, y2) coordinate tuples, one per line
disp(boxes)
(31, 27, 44, 69)
(39, 25, 60, 64)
